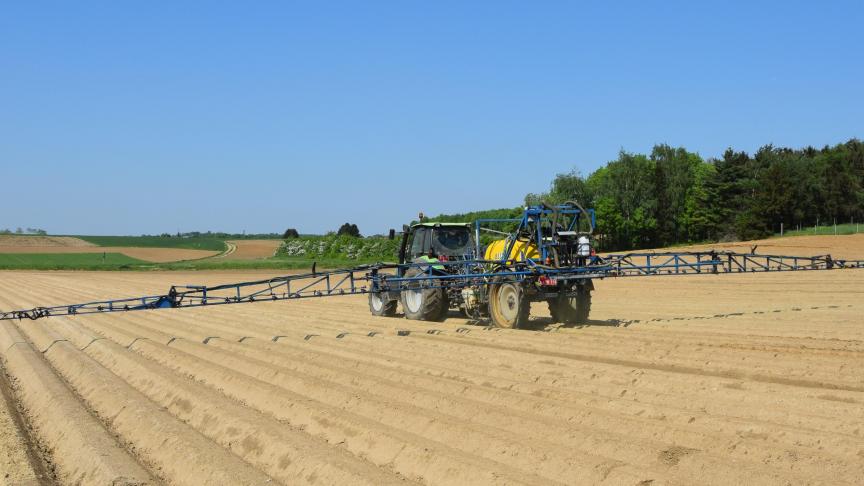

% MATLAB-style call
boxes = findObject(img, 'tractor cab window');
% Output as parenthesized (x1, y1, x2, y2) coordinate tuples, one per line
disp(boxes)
(408, 226, 473, 259)
(432, 227, 472, 256)
(409, 227, 430, 259)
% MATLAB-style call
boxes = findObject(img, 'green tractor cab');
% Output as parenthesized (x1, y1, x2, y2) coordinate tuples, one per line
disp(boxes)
(369, 222, 475, 320)
(400, 222, 475, 264)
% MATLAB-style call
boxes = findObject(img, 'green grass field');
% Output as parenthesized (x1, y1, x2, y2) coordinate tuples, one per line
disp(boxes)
(161, 256, 373, 271)
(777, 223, 862, 237)
(0, 252, 374, 271)
(0, 253, 148, 270)
(0, 235, 388, 270)
(76, 235, 227, 251)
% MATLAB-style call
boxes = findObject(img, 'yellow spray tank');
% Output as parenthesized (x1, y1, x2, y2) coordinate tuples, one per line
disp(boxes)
(484, 237, 540, 263)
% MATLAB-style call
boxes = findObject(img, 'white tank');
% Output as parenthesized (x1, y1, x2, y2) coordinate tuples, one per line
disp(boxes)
(577, 236, 591, 257)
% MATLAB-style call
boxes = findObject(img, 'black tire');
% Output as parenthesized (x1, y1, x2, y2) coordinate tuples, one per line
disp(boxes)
(400, 268, 448, 321)
(547, 298, 562, 323)
(488, 281, 530, 329)
(548, 286, 591, 325)
(573, 288, 591, 323)
(368, 291, 397, 317)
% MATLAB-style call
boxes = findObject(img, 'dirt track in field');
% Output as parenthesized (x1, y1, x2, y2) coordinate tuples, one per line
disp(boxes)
(217, 240, 282, 260)
(0, 236, 862, 485)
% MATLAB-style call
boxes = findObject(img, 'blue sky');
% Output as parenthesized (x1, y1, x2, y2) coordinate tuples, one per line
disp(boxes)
(2, 1, 862, 235)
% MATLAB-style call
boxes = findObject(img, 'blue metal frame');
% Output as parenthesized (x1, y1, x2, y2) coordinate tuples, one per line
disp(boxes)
(474, 205, 596, 264)
(3, 251, 861, 321)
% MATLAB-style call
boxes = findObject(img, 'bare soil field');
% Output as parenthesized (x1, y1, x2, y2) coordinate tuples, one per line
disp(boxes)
(218, 239, 283, 260)
(0, 235, 221, 262)
(0, 235, 94, 248)
(0, 235, 862, 485)
(668, 234, 864, 260)
(0, 369, 43, 484)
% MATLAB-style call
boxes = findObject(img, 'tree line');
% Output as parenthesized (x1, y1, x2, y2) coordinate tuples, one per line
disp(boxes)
(282, 223, 361, 239)
(146, 231, 282, 239)
(0, 227, 47, 235)
(525, 138, 864, 250)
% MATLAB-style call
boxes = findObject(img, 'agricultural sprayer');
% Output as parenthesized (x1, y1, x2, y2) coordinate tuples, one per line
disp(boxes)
(2, 202, 863, 328)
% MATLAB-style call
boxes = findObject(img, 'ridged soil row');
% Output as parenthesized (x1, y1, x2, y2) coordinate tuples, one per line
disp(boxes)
(237, 303, 863, 390)
(383, 328, 864, 420)
(96, 301, 864, 450)
(5, 273, 864, 484)
(74, 317, 564, 486)
(229, 332, 864, 482)
(552, 314, 864, 355)
(588, 306, 864, 336)
(400, 327, 864, 392)
(0, 321, 155, 485)
(563, 321, 864, 354)
(0, 344, 46, 486)
(100, 316, 686, 485)
(114, 311, 862, 485)
(391, 314, 863, 389)
(175, 304, 864, 433)
(241, 299, 864, 380)
(11, 319, 275, 486)
(639, 308, 864, 335)
(47, 317, 409, 486)
(386, 331, 864, 443)
(136, 307, 864, 476)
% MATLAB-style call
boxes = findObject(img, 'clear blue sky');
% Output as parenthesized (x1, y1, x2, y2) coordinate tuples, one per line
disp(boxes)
(2, 1, 862, 235)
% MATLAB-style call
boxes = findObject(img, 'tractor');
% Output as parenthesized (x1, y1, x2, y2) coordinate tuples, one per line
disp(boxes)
(368, 202, 597, 329)
(7, 202, 860, 326)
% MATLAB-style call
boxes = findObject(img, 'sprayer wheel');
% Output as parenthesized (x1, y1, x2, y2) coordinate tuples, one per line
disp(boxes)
(489, 281, 530, 329)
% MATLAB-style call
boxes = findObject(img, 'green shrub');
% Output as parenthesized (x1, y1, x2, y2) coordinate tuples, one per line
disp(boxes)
(276, 235, 400, 261)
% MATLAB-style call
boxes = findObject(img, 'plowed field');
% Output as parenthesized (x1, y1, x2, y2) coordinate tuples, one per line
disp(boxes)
(0, 235, 95, 247)
(218, 240, 283, 260)
(673, 234, 864, 260)
(0, 236, 222, 262)
(0, 238, 862, 485)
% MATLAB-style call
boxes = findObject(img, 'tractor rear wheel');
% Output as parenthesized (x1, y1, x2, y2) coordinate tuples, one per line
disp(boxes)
(400, 268, 448, 321)
(548, 287, 591, 325)
(489, 281, 530, 329)
(368, 291, 397, 317)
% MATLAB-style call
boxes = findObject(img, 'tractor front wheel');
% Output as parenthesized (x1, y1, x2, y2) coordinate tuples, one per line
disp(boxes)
(489, 281, 530, 329)
(400, 268, 448, 321)
(368, 291, 397, 317)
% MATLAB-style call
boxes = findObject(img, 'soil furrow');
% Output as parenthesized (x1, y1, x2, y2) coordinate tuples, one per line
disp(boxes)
(0, 321, 155, 485)
(13, 319, 275, 486)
